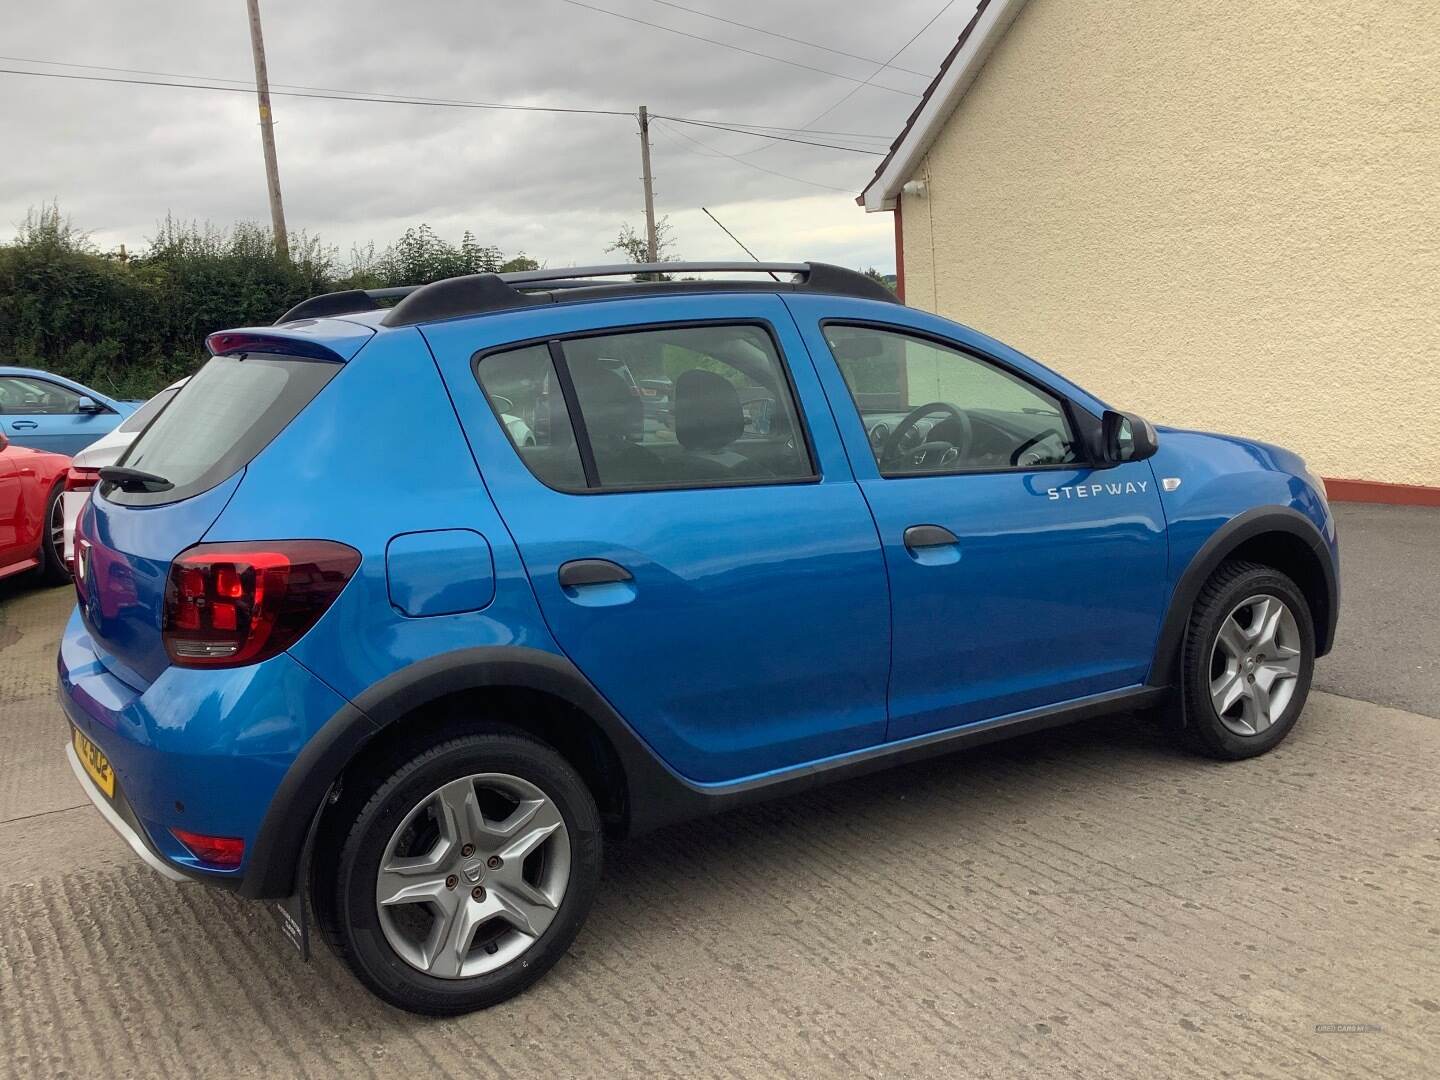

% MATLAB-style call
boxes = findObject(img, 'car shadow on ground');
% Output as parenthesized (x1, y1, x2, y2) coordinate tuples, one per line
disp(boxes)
(207, 709, 1186, 1021)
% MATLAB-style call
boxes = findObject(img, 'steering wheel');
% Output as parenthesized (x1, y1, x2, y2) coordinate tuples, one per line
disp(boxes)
(1009, 427, 1065, 468)
(881, 401, 972, 470)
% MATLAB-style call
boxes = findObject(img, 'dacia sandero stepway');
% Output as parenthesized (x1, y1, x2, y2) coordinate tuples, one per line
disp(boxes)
(59, 262, 1339, 1015)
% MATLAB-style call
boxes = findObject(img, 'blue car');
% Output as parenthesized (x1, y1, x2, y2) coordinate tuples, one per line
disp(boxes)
(0, 367, 140, 454)
(59, 263, 1339, 1015)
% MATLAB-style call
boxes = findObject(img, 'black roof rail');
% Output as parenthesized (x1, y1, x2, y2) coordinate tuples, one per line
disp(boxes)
(276, 261, 897, 327)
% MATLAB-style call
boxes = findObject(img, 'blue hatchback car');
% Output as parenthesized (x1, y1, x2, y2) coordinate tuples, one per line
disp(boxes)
(59, 262, 1339, 1015)
(0, 366, 140, 454)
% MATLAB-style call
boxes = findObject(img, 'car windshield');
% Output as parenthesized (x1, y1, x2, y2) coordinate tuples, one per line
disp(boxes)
(116, 383, 183, 434)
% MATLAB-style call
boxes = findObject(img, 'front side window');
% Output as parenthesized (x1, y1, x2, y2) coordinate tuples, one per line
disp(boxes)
(476, 324, 814, 491)
(824, 324, 1080, 476)
(0, 376, 85, 415)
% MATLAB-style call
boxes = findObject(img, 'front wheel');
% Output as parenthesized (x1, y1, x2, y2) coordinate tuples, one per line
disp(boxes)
(1180, 560, 1315, 759)
(323, 732, 603, 1015)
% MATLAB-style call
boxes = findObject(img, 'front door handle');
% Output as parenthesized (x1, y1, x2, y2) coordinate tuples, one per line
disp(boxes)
(10, 421, 38, 430)
(903, 525, 959, 549)
(902, 524, 961, 566)
(558, 559, 633, 588)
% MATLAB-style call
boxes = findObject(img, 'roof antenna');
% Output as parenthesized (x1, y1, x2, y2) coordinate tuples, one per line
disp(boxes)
(701, 207, 781, 281)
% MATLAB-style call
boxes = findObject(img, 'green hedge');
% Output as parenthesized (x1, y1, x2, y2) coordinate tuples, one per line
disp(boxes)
(0, 206, 538, 399)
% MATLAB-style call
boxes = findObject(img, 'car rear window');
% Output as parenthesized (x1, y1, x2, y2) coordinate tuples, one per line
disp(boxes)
(116, 384, 182, 434)
(103, 354, 339, 506)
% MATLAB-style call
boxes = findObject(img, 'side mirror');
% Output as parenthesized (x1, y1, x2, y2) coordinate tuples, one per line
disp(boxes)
(1101, 410, 1159, 465)
(77, 396, 106, 414)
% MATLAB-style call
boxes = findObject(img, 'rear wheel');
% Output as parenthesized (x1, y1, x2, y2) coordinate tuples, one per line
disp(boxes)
(1180, 560, 1315, 759)
(37, 482, 70, 585)
(321, 732, 602, 1015)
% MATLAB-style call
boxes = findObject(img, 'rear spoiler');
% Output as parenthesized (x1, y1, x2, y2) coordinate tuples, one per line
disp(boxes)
(206, 320, 375, 364)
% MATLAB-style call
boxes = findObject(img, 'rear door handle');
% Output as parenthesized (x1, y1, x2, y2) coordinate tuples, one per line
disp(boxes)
(902, 525, 958, 549)
(558, 559, 634, 588)
(10, 421, 38, 430)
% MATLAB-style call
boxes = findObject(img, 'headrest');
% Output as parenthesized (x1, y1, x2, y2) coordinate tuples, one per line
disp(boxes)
(570, 363, 642, 444)
(675, 369, 744, 451)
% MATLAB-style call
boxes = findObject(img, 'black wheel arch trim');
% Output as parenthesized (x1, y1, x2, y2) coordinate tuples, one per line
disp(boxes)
(240, 645, 683, 899)
(1146, 505, 1338, 692)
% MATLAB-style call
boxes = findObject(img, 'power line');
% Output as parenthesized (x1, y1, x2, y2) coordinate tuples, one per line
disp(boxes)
(0, 54, 635, 111)
(740, 0, 960, 158)
(554, 0, 921, 97)
(654, 114, 884, 154)
(651, 120, 856, 193)
(663, 117, 892, 140)
(0, 60, 894, 142)
(0, 66, 639, 117)
(638, 0, 931, 78)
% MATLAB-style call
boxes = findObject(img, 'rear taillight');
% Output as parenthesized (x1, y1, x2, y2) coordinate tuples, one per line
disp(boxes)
(73, 537, 91, 603)
(170, 828, 245, 869)
(65, 466, 102, 493)
(161, 541, 361, 668)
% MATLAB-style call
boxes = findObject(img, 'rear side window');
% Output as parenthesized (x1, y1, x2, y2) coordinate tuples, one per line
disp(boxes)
(115, 384, 182, 434)
(474, 344, 586, 490)
(105, 355, 339, 505)
(475, 323, 814, 492)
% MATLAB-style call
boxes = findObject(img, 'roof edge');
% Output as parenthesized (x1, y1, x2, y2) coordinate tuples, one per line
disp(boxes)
(859, 0, 1030, 212)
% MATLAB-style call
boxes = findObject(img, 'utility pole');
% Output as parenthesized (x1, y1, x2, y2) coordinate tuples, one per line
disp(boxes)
(246, 0, 289, 260)
(637, 105, 658, 263)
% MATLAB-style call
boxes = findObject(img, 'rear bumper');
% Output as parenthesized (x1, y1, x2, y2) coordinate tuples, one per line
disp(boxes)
(60, 490, 85, 563)
(58, 606, 351, 888)
(64, 740, 188, 883)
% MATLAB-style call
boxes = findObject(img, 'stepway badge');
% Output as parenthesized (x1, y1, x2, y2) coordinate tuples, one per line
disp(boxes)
(1047, 480, 1149, 500)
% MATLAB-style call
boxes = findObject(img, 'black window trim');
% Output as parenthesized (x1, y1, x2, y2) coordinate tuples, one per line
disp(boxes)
(471, 318, 822, 496)
(818, 318, 1101, 481)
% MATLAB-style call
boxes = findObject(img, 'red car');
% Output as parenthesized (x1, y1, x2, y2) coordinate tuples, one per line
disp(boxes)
(0, 431, 70, 584)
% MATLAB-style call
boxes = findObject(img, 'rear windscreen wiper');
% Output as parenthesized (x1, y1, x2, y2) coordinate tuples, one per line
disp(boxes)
(98, 466, 174, 493)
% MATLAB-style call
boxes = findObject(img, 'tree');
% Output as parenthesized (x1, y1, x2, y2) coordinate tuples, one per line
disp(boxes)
(607, 217, 678, 280)
(862, 267, 897, 293)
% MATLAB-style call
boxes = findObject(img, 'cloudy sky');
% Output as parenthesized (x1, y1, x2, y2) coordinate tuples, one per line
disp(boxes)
(0, 0, 976, 274)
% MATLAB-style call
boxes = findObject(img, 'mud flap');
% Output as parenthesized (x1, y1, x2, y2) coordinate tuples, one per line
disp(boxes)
(271, 893, 310, 960)
(266, 780, 336, 962)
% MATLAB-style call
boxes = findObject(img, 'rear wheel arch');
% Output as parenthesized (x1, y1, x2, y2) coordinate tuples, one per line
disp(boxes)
(242, 647, 658, 900)
(1149, 507, 1337, 691)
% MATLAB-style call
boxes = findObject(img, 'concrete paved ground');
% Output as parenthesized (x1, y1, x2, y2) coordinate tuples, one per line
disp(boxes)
(1, 503, 1436, 1078)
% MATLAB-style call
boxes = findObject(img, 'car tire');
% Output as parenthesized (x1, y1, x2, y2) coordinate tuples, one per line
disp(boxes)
(1180, 560, 1315, 760)
(37, 482, 71, 585)
(322, 731, 602, 1016)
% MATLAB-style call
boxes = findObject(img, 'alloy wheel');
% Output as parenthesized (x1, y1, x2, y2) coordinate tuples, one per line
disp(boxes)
(375, 772, 571, 979)
(1207, 593, 1303, 736)
(48, 492, 66, 570)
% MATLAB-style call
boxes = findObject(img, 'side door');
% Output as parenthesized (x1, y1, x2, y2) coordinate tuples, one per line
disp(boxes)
(0, 444, 20, 564)
(0, 374, 112, 454)
(786, 297, 1170, 742)
(424, 295, 892, 785)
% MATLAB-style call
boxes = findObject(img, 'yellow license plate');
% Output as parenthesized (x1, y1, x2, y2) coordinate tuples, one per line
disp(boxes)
(73, 727, 116, 798)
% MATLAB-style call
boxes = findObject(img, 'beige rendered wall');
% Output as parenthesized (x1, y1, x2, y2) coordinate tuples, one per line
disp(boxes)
(899, 0, 1440, 487)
